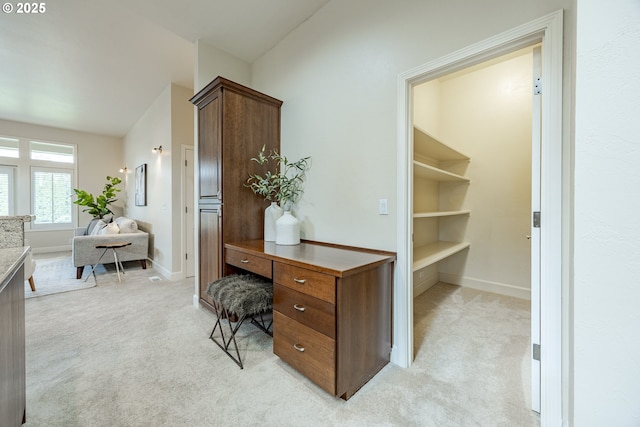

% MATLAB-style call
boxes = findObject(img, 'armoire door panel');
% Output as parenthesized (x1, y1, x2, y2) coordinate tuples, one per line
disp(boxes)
(221, 91, 281, 245)
(198, 91, 221, 200)
(199, 208, 221, 308)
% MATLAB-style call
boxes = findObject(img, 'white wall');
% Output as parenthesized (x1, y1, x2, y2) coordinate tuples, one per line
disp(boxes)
(251, 0, 570, 251)
(574, 0, 640, 424)
(195, 40, 251, 92)
(413, 50, 533, 298)
(413, 82, 441, 138)
(0, 119, 122, 252)
(123, 83, 193, 279)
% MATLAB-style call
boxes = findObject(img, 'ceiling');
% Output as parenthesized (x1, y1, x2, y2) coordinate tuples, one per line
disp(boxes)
(0, 0, 329, 137)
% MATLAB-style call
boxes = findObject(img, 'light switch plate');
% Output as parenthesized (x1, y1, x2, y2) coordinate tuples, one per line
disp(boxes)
(379, 198, 388, 215)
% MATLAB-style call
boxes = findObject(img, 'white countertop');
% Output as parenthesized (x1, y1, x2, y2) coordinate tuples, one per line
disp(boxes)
(0, 247, 29, 290)
(0, 215, 32, 222)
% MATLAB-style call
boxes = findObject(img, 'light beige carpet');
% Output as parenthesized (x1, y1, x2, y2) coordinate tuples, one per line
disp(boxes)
(23, 277, 539, 426)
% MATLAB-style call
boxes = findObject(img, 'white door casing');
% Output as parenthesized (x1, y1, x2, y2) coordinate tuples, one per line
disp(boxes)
(183, 146, 195, 278)
(395, 10, 564, 425)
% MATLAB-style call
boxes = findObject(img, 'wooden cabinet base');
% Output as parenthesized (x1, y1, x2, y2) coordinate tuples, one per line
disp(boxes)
(1, 260, 26, 426)
(273, 311, 336, 394)
(226, 240, 395, 400)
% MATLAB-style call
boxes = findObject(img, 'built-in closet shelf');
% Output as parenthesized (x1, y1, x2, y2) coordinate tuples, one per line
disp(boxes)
(412, 124, 470, 275)
(414, 125, 469, 161)
(413, 241, 470, 271)
(414, 160, 469, 182)
(413, 210, 470, 219)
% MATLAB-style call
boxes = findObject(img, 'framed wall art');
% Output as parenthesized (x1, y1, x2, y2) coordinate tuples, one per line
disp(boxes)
(135, 163, 147, 206)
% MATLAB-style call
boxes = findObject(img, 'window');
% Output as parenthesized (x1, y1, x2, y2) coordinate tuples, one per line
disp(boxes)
(30, 140, 74, 163)
(0, 165, 16, 215)
(0, 135, 77, 230)
(0, 137, 20, 158)
(31, 167, 75, 227)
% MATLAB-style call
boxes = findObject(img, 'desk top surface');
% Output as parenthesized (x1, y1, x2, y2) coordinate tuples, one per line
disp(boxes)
(226, 240, 395, 277)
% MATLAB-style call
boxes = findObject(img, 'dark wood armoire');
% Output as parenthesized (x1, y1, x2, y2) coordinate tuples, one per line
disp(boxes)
(190, 77, 282, 312)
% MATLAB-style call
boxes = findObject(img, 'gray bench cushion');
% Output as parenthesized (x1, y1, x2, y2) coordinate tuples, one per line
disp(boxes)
(206, 274, 273, 318)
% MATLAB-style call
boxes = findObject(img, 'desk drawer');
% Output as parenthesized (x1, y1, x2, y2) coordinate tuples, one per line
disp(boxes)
(274, 284, 335, 339)
(273, 311, 335, 395)
(274, 263, 335, 304)
(225, 249, 272, 279)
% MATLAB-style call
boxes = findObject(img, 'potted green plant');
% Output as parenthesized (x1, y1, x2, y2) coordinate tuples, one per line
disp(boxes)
(246, 146, 310, 244)
(73, 176, 122, 219)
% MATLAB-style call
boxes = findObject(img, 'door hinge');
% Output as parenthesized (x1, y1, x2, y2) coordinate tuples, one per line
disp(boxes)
(533, 343, 541, 361)
(533, 211, 541, 228)
(534, 77, 542, 95)
(185, 253, 188, 260)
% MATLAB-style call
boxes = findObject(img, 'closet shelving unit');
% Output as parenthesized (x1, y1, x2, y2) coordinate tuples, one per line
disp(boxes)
(413, 125, 470, 272)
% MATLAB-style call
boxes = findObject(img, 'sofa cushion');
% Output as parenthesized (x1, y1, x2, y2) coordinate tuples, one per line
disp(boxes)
(85, 217, 102, 235)
(115, 216, 138, 233)
(90, 220, 107, 235)
(99, 221, 120, 235)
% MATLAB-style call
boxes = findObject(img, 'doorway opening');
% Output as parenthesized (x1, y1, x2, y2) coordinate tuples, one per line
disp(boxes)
(411, 45, 539, 415)
(395, 10, 564, 425)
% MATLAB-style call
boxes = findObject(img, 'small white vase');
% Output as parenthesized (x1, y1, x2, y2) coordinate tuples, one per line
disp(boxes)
(275, 211, 300, 245)
(264, 202, 283, 242)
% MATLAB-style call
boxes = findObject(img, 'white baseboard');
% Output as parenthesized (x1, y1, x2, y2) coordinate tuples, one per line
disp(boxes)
(32, 245, 71, 254)
(413, 269, 439, 297)
(148, 259, 183, 281)
(439, 273, 531, 300)
(193, 294, 200, 308)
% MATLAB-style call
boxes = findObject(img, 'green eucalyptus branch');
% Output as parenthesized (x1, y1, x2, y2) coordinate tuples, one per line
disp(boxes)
(245, 145, 310, 209)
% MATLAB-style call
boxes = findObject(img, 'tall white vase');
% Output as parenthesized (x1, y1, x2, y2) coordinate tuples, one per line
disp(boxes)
(264, 202, 283, 242)
(275, 211, 300, 245)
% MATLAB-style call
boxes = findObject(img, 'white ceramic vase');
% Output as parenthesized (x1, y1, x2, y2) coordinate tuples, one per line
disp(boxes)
(275, 211, 300, 245)
(264, 202, 283, 242)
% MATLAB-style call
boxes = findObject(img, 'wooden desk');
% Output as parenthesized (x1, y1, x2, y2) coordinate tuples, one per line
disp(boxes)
(225, 240, 395, 400)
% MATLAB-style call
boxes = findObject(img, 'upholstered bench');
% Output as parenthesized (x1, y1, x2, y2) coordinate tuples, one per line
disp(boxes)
(206, 274, 273, 369)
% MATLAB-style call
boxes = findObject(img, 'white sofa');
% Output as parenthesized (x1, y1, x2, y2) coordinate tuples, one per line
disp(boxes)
(72, 217, 149, 279)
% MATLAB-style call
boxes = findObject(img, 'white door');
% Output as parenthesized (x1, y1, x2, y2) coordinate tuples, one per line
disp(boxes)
(184, 147, 195, 278)
(530, 46, 542, 414)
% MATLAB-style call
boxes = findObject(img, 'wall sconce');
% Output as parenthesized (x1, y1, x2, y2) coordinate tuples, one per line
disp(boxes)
(152, 145, 163, 154)
(119, 166, 128, 173)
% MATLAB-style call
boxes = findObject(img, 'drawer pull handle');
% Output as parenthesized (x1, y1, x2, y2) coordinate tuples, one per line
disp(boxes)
(240, 259, 250, 264)
(293, 304, 306, 312)
(293, 344, 305, 352)
(293, 277, 306, 284)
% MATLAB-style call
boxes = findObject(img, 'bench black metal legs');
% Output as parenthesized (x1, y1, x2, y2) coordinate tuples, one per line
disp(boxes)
(206, 274, 273, 369)
(208, 306, 273, 369)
